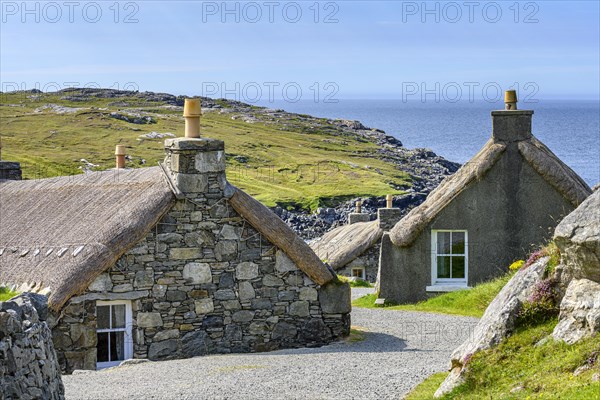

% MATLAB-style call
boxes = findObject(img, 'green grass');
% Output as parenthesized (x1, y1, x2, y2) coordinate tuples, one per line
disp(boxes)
(353, 273, 512, 318)
(406, 320, 600, 399)
(0, 287, 18, 302)
(346, 327, 368, 343)
(337, 275, 374, 288)
(0, 91, 411, 211)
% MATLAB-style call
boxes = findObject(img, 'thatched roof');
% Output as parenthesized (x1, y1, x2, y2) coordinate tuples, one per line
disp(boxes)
(310, 220, 383, 270)
(0, 166, 338, 310)
(518, 136, 591, 206)
(390, 135, 591, 247)
(0, 167, 174, 310)
(390, 138, 506, 247)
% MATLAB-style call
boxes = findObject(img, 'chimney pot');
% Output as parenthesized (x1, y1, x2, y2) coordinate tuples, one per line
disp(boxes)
(355, 200, 362, 213)
(115, 145, 126, 168)
(504, 90, 518, 110)
(386, 194, 393, 208)
(183, 98, 202, 138)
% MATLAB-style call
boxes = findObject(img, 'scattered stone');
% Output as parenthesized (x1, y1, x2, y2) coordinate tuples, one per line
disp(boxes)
(110, 111, 156, 124)
(139, 132, 175, 139)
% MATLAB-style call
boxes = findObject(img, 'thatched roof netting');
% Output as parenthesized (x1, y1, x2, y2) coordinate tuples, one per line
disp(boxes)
(0, 167, 174, 310)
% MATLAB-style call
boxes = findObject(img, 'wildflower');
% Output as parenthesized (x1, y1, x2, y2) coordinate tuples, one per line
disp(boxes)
(509, 260, 525, 271)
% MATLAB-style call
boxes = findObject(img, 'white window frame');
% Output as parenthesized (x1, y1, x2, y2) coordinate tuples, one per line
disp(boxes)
(351, 267, 366, 280)
(428, 230, 469, 291)
(96, 300, 133, 369)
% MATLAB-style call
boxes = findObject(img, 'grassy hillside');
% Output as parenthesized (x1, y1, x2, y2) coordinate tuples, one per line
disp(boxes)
(0, 90, 413, 210)
(406, 320, 600, 399)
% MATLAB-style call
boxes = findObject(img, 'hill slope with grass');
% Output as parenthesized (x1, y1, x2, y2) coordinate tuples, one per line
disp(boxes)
(0, 88, 458, 213)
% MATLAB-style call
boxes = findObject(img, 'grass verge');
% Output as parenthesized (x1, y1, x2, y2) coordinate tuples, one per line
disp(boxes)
(0, 287, 18, 302)
(352, 273, 512, 318)
(406, 319, 600, 399)
(337, 275, 374, 288)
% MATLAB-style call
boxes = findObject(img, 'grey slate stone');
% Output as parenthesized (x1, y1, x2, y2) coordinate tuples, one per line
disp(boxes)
(148, 339, 178, 359)
(318, 282, 351, 314)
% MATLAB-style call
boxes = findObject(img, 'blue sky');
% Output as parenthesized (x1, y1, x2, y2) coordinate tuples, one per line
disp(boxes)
(1, 1, 599, 99)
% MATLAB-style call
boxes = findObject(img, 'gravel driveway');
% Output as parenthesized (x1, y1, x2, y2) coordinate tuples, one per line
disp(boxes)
(63, 291, 477, 400)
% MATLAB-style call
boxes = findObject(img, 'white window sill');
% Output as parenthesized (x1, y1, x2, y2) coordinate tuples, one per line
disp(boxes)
(426, 285, 471, 293)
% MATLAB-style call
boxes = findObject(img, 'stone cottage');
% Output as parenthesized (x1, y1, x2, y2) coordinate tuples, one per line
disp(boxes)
(378, 91, 592, 303)
(0, 99, 350, 373)
(311, 197, 402, 283)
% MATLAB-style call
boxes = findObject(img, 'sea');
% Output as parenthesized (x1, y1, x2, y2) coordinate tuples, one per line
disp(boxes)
(254, 99, 600, 188)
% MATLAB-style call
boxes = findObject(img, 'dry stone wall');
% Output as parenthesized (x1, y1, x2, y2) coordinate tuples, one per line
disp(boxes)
(1, 293, 64, 400)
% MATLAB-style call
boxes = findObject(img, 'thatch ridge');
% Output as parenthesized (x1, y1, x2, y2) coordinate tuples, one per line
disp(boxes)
(310, 220, 383, 270)
(0, 167, 174, 310)
(389, 138, 507, 247)
(518, 136, 591, 206)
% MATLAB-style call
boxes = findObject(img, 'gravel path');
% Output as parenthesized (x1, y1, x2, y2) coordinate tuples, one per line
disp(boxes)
(63, 293, 477, 400)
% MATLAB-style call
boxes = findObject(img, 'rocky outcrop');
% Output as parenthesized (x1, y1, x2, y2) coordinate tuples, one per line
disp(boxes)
(435, 189, 598, 397)
(552, 279, 600, 344)
(551, 190, 600, 344)
(434, 257, 548, 398)
(553, 189, 600, 285)
(275, 193, 428, 240)
(0, 293, 64, 400)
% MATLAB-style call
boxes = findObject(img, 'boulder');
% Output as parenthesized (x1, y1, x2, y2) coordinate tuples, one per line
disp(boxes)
(435, 257, 548, 398)
(318, 282, 351, 314)
(553, 189, 600, 284)
(552, 279, 600, 344)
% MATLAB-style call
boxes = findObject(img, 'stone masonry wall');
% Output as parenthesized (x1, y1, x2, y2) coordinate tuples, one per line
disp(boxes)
(338, 243, 381, 283)
(52, 138, 350, 372)
(1, 293, 64, 399)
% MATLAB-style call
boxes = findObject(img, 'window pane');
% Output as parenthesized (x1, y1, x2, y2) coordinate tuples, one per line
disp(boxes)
(437, 256, 451, 278)
(112, 305, 126, 329)
(452, 232, 465, 254)
(97, 332, 109, 362)
(437, 232, 451, 254)
(97, 306, 110, 329)
(110, 332, 125, 361)
(452, 256, 465, 279)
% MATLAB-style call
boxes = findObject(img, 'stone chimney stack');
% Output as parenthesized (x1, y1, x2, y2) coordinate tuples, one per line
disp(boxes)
(348, 199, 370, 225)
(163, 98, 226, 197)
(377, 194, 402, 231)
(492, 90, 533, 142)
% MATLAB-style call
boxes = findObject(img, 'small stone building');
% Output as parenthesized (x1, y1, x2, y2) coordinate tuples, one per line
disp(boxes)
(311, 201, 402, 283)
(379, 103, 592, 303)
(312, 220, 383, 283)
(0, 116, 350, 373)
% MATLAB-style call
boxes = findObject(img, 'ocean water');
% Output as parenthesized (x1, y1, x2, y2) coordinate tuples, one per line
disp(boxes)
(254, 99, 599, 188)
